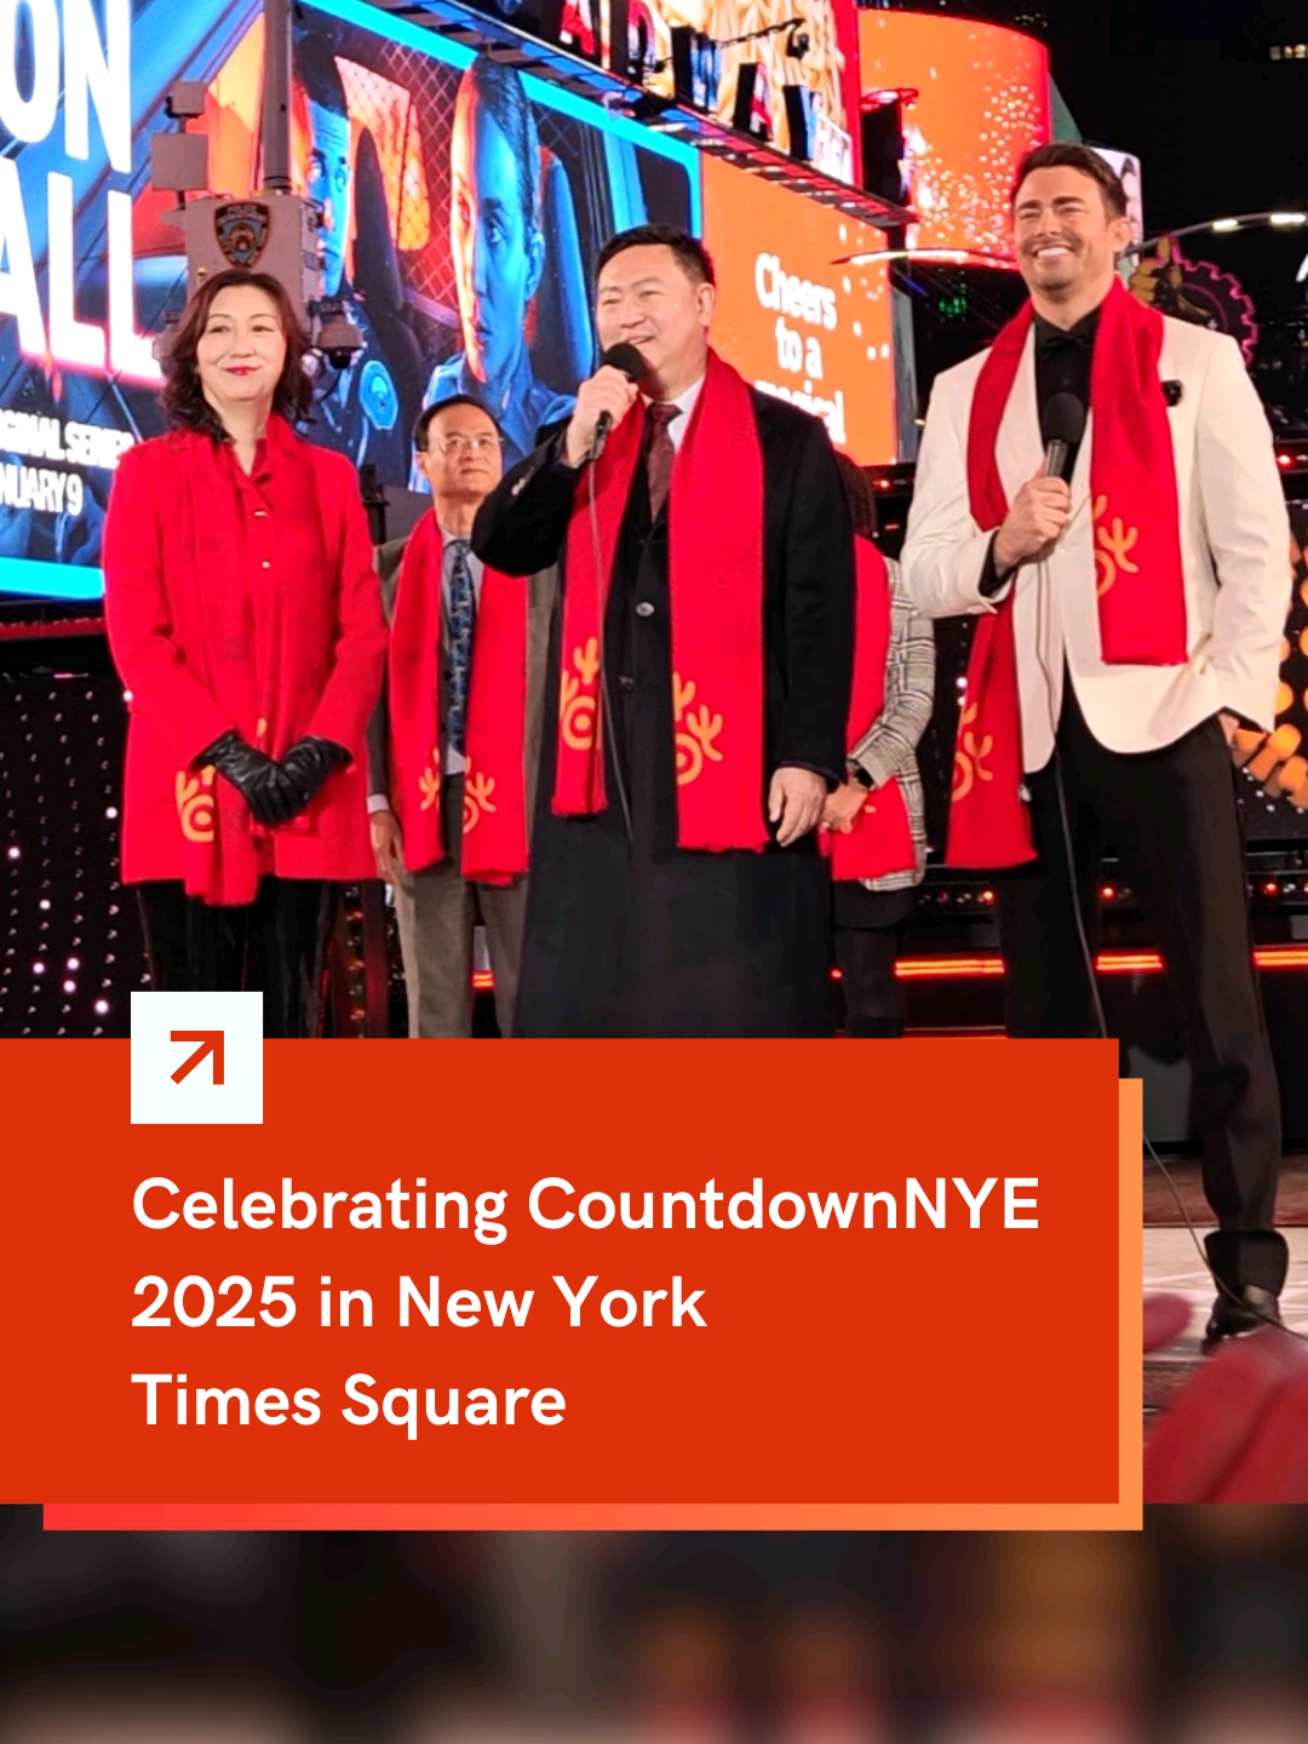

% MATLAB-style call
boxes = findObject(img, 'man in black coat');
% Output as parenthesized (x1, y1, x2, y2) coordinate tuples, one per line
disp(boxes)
(472, 224, 854, 1036)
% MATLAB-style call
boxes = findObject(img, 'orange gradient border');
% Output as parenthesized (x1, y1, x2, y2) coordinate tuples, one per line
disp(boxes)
(43, 1083, 1142, 1532)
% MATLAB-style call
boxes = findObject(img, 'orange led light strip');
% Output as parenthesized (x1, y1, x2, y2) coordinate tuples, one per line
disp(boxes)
(467, 950, 1308, 990)
(890, 945, 1308, 981)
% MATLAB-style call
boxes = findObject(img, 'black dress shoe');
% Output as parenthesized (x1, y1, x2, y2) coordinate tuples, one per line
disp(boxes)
(1202, 1284, 1283, 1352)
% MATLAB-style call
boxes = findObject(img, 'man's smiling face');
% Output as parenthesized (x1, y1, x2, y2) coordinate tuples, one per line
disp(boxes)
(1011, 164, 1130, 306)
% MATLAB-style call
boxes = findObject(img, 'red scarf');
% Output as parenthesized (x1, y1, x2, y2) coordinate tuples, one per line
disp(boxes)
(555, 347, 768, 852)
(823, 537, 916, 882)
(949, 278, 1188, 868)
(388, 513, 529, 886)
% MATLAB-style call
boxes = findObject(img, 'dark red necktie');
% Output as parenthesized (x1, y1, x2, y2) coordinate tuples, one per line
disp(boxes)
(645, 402, 682, 520)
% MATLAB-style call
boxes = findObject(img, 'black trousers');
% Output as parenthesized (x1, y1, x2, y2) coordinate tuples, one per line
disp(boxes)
(137, 878, 333, 1039)
(995, 684, 1286, 1293)
(833, 883, 915, 1037)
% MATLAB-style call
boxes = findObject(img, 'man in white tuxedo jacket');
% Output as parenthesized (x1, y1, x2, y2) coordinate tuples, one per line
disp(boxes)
(902, 142, 1292, 1347)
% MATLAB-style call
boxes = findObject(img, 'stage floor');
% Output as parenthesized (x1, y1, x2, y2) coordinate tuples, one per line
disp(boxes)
(1143, 1224, 1308, 1422)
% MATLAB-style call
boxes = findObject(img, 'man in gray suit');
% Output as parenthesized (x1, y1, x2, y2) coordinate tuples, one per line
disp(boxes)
(368, 397, 554, 1035)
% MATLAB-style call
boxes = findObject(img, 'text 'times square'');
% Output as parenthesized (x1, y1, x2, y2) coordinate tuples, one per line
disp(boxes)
(130, 992, 263, 1125)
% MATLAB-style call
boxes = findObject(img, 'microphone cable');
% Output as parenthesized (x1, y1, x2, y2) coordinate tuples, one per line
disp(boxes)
(586, 453, 635, 845)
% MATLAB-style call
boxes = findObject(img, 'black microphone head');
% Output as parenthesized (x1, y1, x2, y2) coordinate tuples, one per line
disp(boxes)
(1042, 390, 1086, 451)
(601, 342, 646, 384)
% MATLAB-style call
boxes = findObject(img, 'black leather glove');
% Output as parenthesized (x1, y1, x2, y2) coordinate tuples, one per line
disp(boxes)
(199, 730, 302, 827)
(279, 736, 351, 810)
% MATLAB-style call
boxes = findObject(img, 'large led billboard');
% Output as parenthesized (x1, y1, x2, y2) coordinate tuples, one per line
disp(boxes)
(612, 0, 863, 184)
(1, 0, 888, 606)
(0, 0, 699, 602)
(701, 156, 896, 466)
(0, 0, 184, 602)
(1092, 146, 1144, 255)
(857, 11, 1049, 261)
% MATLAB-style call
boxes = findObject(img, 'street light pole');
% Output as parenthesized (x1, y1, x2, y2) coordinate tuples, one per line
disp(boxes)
(261, 0, 293, 194)
(1121, 210, 1308, 259)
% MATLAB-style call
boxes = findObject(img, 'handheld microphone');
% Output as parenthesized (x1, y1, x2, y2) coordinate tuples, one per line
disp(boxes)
(1041, 390, 1086, 482)
(590, 342, 646, 463)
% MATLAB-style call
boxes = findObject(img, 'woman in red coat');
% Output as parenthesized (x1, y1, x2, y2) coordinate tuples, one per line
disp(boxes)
(103, 269, 386, 1035)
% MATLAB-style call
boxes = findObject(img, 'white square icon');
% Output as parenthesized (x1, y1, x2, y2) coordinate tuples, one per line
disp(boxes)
(130, 991, 264, 1124)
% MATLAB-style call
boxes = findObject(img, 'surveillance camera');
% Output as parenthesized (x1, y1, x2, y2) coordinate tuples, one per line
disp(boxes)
(314, 308, 364, 369)
(164, 79, 208, 120)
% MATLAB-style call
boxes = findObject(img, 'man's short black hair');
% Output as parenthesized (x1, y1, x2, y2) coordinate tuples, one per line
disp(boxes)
(458, 55, 541, 240)
(595, 225, 716, 288)
(1010, 142, 1127, 219)
(293, 30, 349, 118)
(414, 395, 503, 451)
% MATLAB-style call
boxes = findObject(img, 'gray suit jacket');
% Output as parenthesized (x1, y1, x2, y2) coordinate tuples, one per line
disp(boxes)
(366, 531, 557, 828)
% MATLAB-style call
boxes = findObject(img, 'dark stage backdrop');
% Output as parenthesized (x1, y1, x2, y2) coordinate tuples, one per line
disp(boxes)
(0, 659, 145, 1037)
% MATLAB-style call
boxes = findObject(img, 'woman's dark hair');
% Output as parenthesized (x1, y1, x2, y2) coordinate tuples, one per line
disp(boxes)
(161, 269, 314, 440)
(834, 449, 878, 540)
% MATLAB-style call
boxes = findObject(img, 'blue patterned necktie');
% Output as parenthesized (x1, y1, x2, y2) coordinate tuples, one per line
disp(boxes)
(445, 538, 477, 757)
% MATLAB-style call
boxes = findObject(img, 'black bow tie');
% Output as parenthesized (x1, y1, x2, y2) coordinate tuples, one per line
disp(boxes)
(1036, 321, 1096, 354)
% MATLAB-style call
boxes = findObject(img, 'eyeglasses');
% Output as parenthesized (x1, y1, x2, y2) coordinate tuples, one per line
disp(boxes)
(425, 433, 503, 456)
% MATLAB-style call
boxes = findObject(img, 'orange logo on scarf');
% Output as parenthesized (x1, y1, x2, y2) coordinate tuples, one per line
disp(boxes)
(560, 639, 600, 751)
(952, 702, 994, 802)
(176, 766, 216, 843)
(419, 756, 440, 812)
(1092, 495, 1141, 598)
(463, 769, 497, 834)
(673, 673, 724, 786)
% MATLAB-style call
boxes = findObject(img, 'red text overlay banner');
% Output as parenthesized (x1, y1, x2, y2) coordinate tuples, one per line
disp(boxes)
(0, 1040, 1134, 1526)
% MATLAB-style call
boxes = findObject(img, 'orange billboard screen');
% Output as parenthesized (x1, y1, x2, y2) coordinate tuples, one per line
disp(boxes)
(702, 158, 897, 466)
(616, 0, 862, 182)
(858, 11, 1050, 262)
